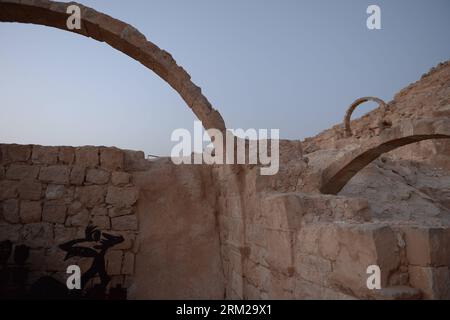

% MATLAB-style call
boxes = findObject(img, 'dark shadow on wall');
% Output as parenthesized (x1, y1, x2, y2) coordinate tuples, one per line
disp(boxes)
(0, 226, 128, 300)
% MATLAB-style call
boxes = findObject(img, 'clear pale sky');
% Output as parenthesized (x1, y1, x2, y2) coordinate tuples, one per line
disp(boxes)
(1, 0, 449, 156)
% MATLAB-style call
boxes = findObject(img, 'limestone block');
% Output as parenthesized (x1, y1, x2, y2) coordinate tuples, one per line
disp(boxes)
(106, 250, 123, 275)
(90, 215, 110, 230)
(20, 200, 42, 223)
(111, 215, 138, 231)
(75, 147, 99, 168)
(0, 180, 18, 200)
(91, 206, 108, 216)
(409, 266, 450, 300)
(54, 225, 79, 244)
(18, 180, 42, 200)
(111, 172, 130, 186)
(106, 186, 138, 207)
(404, 226, 450, 267)
(58, 146, 75, 165)
(6, 164, 39, 180)
(100, 148, 124, 171)
(70, 166, 85, 185)
(76, 185, 106, 208)
(122, 252, 135, 275)
(45, 185, 66, 200)
(2, 199, 20, 224)
(65, 209, 89, 227)
(39, 165, 70, 184)
(42, 201, 67, 224)
(5, 144, 31, 162)
(0, 223, 22, 242)
(296, 253, 332, 286)
(86, 168, 110, 185)
(21, 222, 53, 248)
(31, 146, 58, 165)
(108, 206, 133, 218)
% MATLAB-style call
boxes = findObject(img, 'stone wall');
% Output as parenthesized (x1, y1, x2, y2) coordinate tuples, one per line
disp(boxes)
(0, 144, 140, 295)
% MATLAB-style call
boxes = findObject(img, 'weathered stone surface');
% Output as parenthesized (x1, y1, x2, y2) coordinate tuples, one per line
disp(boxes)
(0, 166, 4, 179)
(0, 180, 18, 200)
(65, 209, 89, 227)
(111, 171, 130, 186)
(45, 185, 66, 200)
(31, 146, 58, 165)
(42, 201, 67, 224)
(0, 223, 22, 242)
(68, 201, 84, 216)
(54, 225, 79, 244)
(91, 206, 107, 216)
(90, 215, 110, 229)
(58, 147, 75, 165)
(100, 148, 124, 171)
(106, 250, 123, 275)
(404, 226, 450, 267)
(21, 222, 53, 248)
(111, 215, 138, 231)
(6, 164, 39, 180)
(2, 199, 19, 224)
(75, 147, 99, 168)
(76, 185, 106, 208)
(106, 186, 138, 207)
(70, 166, 85, 185)
(5, 144, 31, 162)
(108, 206, 133, 218)
(86, 168, 110, 185)
(20, 200, 42, 224)
(122, 252, 135, 275)
(39, 165, 70, 184)
(18, 180, 42, 200)
(409, 266, 450, 300)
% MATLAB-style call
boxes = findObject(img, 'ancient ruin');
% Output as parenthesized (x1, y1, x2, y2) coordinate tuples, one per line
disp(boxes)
(1, 0, 450, 300)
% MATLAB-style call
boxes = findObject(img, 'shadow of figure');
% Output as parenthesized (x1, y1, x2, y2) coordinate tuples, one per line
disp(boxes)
(59, 225, 124, 296)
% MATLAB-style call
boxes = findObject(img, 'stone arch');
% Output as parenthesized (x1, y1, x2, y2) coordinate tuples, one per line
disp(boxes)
(344, 97, 388, 137)
(0, 0, 226, 134)
(321, 118, 450, 195)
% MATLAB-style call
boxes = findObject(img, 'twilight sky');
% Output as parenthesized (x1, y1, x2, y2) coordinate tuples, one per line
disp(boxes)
(1, 0, 449, 156)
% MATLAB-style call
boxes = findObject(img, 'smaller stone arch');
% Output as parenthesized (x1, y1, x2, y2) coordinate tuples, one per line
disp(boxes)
(344, 97, 388, 137)
(321, 118, 450, 195)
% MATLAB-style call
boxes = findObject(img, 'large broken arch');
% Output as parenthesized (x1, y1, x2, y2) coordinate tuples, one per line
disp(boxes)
(0, 0, 226, 134)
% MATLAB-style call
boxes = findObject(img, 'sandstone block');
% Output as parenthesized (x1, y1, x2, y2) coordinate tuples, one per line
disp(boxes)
(86, 168, 110, 185)
(6, 164, 39, 180)
(2, 199, 20, 224)
(70, 166, 85, 185)
(42, 201, 67, 224)
(111, 215, 138, 231)
(18, 180, 42, 200)
(75, 147, 99, 168)
(111, 172, 130, 186)
(106, 186, 138, 207)
(0, 180, 18, 200)
(31, 146, 58, 165)
(20, 200, 42, 224)
(39, 165, 70, 184)
(76, 185, 106, 208)
(100, 148, 124, 171)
